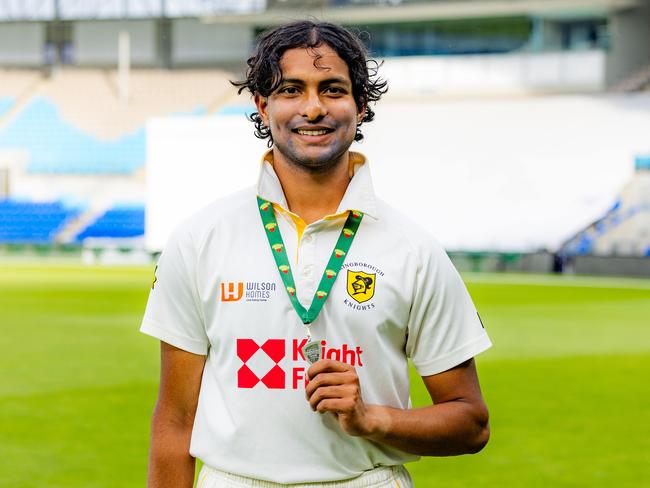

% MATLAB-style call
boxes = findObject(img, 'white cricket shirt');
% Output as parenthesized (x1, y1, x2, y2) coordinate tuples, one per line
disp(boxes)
(141, 151, 491, 483)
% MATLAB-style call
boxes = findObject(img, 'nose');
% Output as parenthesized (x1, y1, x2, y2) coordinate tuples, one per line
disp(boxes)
(301, 90, 327, 121)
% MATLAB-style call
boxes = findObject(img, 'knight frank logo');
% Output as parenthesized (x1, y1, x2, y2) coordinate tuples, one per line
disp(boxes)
(237, 339, 285, 388)
(236, 338, 364, 390)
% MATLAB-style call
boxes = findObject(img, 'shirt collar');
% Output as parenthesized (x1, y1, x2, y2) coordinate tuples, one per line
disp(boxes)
(256, 149, 379, 220)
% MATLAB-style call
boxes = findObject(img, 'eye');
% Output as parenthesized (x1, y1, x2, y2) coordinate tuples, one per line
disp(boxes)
(278, 86, 299, 95)
(324, 86, 346, 95)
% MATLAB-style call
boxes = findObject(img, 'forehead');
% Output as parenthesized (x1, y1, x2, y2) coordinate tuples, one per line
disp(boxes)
(278, 45, 351, 82)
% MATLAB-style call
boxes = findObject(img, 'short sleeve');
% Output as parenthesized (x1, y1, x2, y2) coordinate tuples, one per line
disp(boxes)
(405, 241, 491, 377)
(140, 224, 209, 355)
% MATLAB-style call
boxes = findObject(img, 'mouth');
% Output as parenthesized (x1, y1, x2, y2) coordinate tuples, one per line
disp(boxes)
(291, 127, 335, 136)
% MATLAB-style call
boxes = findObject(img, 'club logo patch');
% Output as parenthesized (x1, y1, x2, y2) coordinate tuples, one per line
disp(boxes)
(346, 270, 375, 303)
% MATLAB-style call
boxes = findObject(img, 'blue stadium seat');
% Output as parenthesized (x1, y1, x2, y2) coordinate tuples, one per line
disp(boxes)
(75, 204, 145, 241)
(0, 199, 79, 244)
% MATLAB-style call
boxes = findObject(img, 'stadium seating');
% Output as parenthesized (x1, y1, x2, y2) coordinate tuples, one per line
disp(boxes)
(562, 169, 650, 256)
(0, 97, 12, 116)
(0, 96, 145, 174)
(0, 200, 79, 243)
(0, 69, 236, 174)
(0, 69, 42, 99)
(75, 204, 144, 241)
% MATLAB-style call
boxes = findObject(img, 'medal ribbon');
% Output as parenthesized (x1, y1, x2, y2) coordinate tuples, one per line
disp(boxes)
(257, 197, 363, 325)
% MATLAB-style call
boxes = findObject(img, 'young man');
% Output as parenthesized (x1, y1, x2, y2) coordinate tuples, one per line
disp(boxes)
(141, 21, 491, 488)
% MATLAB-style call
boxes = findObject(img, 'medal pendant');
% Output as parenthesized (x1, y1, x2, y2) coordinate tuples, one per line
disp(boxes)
(302, 340, 321, 364)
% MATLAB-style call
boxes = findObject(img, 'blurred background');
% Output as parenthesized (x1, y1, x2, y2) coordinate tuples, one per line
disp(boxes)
(0, 0, 649, 272)
(0, 1, 648, 487)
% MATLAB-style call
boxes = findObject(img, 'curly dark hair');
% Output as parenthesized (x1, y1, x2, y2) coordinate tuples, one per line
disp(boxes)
(231, 20, 388, 146)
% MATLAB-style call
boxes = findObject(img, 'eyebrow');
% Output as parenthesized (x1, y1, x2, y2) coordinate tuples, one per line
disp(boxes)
(279, 77, 350, 86)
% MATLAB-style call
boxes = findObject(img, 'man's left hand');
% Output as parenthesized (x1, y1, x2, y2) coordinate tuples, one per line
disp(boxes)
(305, 359, 381, 437)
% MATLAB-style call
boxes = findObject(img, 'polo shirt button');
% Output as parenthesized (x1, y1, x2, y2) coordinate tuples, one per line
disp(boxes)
(302, 266, 312, 277)
(303, 235, 313, 243)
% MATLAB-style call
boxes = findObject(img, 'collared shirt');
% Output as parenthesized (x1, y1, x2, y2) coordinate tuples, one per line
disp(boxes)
(141, 151, 491, 483)
(257, 150, 378, 309)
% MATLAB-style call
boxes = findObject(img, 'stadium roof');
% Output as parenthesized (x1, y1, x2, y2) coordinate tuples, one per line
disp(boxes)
(206, 0, 647, 25)
(0, 0, 645, 22)
(0, 0, 265, 21)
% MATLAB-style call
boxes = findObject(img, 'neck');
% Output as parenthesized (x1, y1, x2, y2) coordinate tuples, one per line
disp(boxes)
(272, 150, 351, 225)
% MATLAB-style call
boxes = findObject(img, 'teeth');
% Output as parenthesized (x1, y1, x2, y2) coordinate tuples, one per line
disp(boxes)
(297, 129, 328, 136)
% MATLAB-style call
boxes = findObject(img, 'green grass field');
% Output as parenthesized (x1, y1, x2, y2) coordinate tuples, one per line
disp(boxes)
(1, 264, 649, 487)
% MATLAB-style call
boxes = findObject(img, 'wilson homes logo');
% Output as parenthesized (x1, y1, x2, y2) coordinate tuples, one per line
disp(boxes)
(220, 281, 277, 302)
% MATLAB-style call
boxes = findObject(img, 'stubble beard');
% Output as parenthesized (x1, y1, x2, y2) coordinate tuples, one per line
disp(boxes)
(272, 131, 355, 176)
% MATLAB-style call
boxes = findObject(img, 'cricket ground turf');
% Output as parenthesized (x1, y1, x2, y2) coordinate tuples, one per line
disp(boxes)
(0, 265, 648, 487)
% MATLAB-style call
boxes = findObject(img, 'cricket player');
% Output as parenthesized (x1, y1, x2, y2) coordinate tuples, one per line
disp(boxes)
(141, 20, 491, 488)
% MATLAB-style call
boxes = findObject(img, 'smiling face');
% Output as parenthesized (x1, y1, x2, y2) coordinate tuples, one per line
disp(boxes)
(255, 45, 364, 174)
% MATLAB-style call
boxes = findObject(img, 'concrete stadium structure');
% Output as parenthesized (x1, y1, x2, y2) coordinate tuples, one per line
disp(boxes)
(0, 0, 649, 90)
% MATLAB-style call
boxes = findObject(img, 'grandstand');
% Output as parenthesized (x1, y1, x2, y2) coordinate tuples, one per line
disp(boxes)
(0, 199, 78, 244)
(75, 204, 145, 241)
(562, 156, 650, 257)
(0, 66, 239, 248)
(0, 0, 649, 275)
(0, 69, 237, 173)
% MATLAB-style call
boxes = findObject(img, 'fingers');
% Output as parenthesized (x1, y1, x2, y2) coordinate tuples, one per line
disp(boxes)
(305, 360, 361, 415)
(303, 360, 369, 435)
(313, 398, 359, 415)
(305, 366, 357, 399)
(307, 359, 353, 380)
(307, 384, 359, 412)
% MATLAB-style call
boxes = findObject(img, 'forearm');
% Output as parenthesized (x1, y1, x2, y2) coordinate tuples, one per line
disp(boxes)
(147, 414, 196, 488)
(363, 400, 489, 456)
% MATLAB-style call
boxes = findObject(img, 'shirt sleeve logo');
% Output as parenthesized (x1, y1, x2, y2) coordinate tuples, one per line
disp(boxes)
(151, 265, 158, 290)
(346, 270, 376, 303)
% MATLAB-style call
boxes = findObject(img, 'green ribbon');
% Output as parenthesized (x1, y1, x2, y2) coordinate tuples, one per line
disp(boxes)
(257, 197, 363, 324)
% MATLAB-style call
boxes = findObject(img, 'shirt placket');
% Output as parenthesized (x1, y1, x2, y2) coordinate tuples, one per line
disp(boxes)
(296, 225, 318, 308)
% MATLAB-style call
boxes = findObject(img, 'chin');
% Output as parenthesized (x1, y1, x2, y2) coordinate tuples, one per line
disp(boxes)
(280, 145, 350, 174)
(293, 156, 341, 174)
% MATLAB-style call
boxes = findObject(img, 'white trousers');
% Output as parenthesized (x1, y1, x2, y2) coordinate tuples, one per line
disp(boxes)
(196, 465, 414, 488)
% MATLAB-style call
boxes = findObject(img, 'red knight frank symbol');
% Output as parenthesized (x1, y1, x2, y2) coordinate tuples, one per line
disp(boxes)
(236, 339, 286, 389)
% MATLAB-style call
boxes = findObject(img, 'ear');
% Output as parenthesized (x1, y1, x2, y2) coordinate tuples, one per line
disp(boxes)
(357, 103, 366, 124)
(254, 93, 270, 127)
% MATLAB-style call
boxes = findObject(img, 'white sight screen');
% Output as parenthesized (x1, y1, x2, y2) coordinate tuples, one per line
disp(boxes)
(146, 94, 650, 253)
